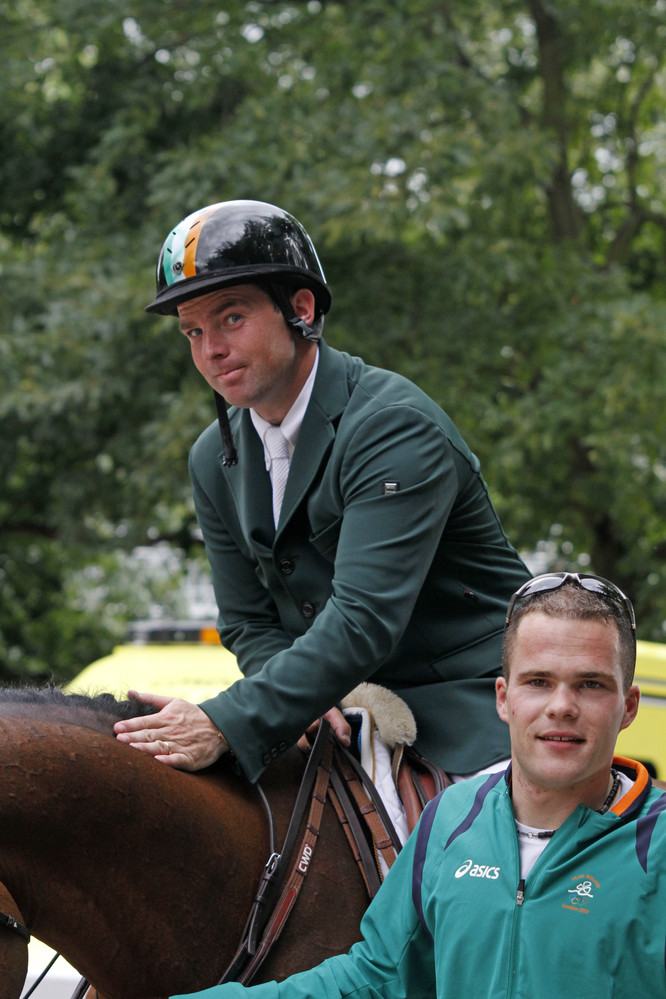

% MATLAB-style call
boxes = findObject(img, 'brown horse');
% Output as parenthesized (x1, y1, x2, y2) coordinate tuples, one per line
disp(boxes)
(0, 689, 369, 999)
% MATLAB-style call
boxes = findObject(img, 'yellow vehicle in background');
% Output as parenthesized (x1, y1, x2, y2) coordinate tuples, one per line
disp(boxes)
(68, 620, 242, 702)
(616, 640, 666, 779)
(69, 625, 666, 779)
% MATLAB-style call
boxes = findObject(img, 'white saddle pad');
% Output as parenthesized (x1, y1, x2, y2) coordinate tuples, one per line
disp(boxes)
(342, 705, 409, 857)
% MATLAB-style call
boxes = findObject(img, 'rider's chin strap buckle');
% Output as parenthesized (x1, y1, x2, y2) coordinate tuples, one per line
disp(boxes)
(287, 315, 321, 341)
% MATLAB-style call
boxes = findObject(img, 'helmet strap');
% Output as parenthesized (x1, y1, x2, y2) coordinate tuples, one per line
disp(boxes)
(213, 392, 238, 467)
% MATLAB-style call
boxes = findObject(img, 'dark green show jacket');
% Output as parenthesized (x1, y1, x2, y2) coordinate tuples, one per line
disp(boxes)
(191, 341, 531, 782)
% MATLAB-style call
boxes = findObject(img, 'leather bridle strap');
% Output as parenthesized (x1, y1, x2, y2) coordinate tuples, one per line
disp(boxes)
(0, 910, 30, 941)
(218, 719, 333, 985)
(236, 731, 334, 984)
(329, 745, 402, 884)
(327, 766, 382, 897)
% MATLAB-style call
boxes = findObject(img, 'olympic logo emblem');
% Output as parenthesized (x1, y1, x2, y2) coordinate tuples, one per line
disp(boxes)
(563, 873, 600, 914)
(568, 881, 594, 899)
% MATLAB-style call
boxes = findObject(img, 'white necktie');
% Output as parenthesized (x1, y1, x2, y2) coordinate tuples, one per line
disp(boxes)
(265, 426, 291, 527)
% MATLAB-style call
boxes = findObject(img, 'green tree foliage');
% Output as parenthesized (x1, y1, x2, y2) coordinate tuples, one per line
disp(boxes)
(1, 0, 665, 681)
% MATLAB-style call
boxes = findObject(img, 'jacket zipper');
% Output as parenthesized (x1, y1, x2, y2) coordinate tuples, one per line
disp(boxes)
(516, 878, 525, 906)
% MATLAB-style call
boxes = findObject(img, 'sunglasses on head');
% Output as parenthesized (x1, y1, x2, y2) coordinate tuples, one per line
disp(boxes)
(505, 572, 636, 634)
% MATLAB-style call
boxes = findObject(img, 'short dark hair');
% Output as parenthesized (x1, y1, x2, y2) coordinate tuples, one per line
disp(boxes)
(502, 581, 636, 690)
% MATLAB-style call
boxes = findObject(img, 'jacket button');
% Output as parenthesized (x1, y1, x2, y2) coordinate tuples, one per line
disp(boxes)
(301, 601, 316, 619)
(279, 558, 295, 575)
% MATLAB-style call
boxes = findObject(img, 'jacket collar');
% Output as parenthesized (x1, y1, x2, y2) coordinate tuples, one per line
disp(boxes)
(502, 755, 653, 823)
(611, 755, 652, 818)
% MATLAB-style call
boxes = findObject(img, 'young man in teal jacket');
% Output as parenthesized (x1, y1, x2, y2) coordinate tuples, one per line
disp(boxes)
(115, 200, 530, 782)
(171, 572, 666, 998)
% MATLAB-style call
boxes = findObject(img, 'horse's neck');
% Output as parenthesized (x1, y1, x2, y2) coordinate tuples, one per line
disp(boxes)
(0, 717, 267, 998)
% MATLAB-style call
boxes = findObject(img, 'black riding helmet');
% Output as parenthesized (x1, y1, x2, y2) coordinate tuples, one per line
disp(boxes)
(146, 200, 332, 465)
(146, 199, 331, 320)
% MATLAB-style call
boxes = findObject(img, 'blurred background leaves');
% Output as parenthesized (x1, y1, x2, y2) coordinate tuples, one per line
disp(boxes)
(2, 0, 665, 681)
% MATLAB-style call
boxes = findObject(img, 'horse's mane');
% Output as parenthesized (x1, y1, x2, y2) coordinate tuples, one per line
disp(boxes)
(0, 685, 158, 735)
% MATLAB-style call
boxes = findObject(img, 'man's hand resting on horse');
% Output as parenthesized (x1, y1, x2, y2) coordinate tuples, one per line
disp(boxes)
(114, 692, 229, 771)
(114, 695, 351, 772)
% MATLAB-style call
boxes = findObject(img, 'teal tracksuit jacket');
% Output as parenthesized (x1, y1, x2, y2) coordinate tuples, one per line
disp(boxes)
(173, 757, 666, 999)
(191, 341, 530, 781)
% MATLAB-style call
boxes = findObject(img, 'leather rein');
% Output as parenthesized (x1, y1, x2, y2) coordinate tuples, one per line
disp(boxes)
(218, 718, 343, 984)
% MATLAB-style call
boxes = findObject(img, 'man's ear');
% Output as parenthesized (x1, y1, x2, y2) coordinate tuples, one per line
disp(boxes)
(496, 675, 509, 724)
(290, 288, 316, 325)
(619, 684, 640, 732)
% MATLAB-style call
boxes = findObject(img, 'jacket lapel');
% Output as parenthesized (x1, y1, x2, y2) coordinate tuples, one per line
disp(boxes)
(278, 342, 349, 532)
(222, 411, 274, 547)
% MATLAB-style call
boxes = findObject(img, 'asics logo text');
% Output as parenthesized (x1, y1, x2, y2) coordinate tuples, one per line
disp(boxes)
(454, 858, 501, 879)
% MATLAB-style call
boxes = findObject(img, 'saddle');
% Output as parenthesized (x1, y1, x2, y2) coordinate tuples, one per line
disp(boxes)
(220, 684, 450, 986)
(333, 684, 451, 888)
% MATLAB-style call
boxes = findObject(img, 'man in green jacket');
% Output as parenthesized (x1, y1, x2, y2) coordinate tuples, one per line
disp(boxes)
(115, 199, 530, 782)
(171, 572, 666, 999)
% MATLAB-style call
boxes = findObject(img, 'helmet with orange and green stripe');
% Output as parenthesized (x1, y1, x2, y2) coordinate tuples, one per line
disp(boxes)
(145, 200, 331, 326)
